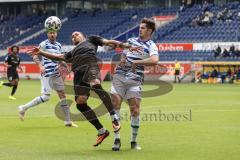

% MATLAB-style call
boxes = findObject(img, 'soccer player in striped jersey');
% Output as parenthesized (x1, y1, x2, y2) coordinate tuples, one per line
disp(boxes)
(111, 18, 159, 151)
(18, 29, 77, 127)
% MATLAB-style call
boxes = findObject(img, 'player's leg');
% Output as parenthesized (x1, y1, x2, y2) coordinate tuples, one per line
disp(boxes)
(110, 74, 125, 151)
(7, 79, 18, 100)
(111, 94, 123, 151)
(1, 71, 17, 99)
(74, 71, 109, 146)
(9, 73, 19, 99)
(18, 76, 51, 121)
(53, 76, 77, 127)
(85, 66, 120, 132)
(2, 81, 12, 87)
(56, 90, 78, 127)
(176, 70, 181, 83)
(90, 78, 121, 133)
(11, 79, 18, 96)
(18, 93, 50, 121)
(177, 74, 181, 83)
(2, 70, 14, 88)
(174, 70, 177, 83)
(126, 81, 142, 150)
(128, 97, 141, 150)
(75, 94, 109, 147)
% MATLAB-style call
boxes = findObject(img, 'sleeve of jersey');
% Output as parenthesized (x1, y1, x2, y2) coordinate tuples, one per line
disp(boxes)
(4, 55, 9, 63)
(64, 51, 72, 61)
(39, 41, 45, 51)
(149, 43, 159, 56)
(18, 57, 21, 65)
(88, 35, 104, 46)
(122, 39, 131, 55)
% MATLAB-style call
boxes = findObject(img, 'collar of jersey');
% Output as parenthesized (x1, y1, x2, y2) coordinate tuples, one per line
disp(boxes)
(137, 37, 150, 43)
(47, 39, 56, 44)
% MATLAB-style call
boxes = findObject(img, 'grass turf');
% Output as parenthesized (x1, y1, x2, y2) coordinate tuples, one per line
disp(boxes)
(0, 80, 239, 160)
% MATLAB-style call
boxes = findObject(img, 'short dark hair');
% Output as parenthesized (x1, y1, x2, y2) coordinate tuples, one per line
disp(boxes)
(141, 18, 156, 34)
(72, 31, 85, 38)
(10, 45, 19, 52)
(78, 31, 85, 38)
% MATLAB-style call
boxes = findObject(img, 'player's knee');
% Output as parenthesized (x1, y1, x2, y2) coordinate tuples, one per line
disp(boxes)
(111, 95, 121, 109)
(89, 79, 101, 87)
(75, 96, 87, 104)
(91, 84, 105, 95)
(13, 79, 19, 84)
(40, 94, 50, 102)
(57, 90, 66, 99)
(112, 100, 119, 109)
(10, 81, 16, 85)
(130, 105, 140, 116)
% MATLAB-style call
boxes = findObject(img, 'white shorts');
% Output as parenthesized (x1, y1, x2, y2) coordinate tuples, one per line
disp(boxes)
(110, 74, 142, 100)
(40, 75, 65, 95)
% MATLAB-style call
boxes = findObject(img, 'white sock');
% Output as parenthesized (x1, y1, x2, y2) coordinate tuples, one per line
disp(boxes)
(110, 113, 120, 122)
(114, 109, 121, 139)
(115, 109, 120, 119)
(114, 131, 120, 139)
(98, 128, 106, 135)
(60, 98, 71, 123)
(21, 96, 46, 110)
(131, 115, 140, 142)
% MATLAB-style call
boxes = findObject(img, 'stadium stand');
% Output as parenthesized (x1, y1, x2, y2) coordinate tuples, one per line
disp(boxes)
(159, 3, 240, 43)
(0, 14, 50, 49)
(0, 2, 239, 62)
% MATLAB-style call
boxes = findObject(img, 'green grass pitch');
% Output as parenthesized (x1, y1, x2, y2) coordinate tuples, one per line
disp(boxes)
(0, 80, 239, 160)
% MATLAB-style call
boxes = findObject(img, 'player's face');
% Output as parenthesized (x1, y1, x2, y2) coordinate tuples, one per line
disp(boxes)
(12, 47, 18, 54)
(47, 31, 57, 42)
(71, 32, 84, 45)
(139, 23, 152, 39)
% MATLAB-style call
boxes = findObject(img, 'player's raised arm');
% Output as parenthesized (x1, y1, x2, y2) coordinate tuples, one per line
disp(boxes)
(133, 55, 159, 65)
(27, 47, 65, 61)
(102, 39, 142, 52)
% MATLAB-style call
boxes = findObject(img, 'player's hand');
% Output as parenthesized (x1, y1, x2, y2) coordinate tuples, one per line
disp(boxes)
(58, 64, 71, 80)
(129, 46, 143, 52)
(7, 65, 12, 68)
(104, 44, 117, 51)
(27, 47, 40, 56)
(18, 66, 23, 72)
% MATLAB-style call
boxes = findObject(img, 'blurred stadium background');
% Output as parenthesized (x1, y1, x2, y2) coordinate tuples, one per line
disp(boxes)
(0, 0, 240, 83)
(0, 1, 240, 160)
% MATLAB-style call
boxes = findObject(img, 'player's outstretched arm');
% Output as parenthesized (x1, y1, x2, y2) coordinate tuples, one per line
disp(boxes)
(133, 55, 159, 65)
(132, 55, 159, 72)
(131, 55, 159, 72)
(27, 47, 65, 61)
(4, 61, 11, 68)
(102, 39, 142, 51)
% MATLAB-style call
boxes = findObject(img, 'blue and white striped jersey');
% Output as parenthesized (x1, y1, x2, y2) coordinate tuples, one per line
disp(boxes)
(39, 39, 62, 77)
(115, 37, 159, 82)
